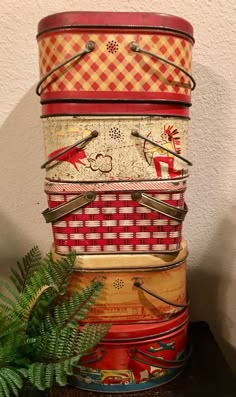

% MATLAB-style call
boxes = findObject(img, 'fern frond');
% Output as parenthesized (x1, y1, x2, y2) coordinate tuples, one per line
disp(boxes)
(41, 253, 76, 295)
(0, 294, 16, 309)
(10, 247, 42, 293)
(53, 280, 104, 328)
(0, 282, 19, 301)
(0, 368, 25, 397)
(76, 323, 110, 355)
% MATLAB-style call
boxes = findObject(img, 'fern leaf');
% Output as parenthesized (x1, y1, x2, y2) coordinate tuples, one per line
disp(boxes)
(0, 376, 11, 397)
(0, 368, 24, 397)
(0, 282, 18, 301)
(53, 280, 104, 328)
(28, 362, 46, 390)
(76, 323, 110, 355)
(0, 293, 16, 309)
(10, 247, 42, 293)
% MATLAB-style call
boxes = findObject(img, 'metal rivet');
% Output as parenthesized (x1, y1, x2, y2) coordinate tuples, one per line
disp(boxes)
(86, 41, 96, 51)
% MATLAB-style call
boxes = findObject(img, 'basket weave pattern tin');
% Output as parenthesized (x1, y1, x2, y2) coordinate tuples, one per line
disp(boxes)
(45, 181, 186, 254)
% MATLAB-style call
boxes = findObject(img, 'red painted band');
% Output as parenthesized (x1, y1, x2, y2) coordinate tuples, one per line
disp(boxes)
(41, 102, 190, 117)
(40, 91, 191, 105)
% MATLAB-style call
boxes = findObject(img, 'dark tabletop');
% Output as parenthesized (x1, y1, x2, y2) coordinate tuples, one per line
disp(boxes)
(51, 321, 236, 397)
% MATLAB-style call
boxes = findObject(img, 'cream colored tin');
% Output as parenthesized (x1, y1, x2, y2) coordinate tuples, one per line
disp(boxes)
(42, 116, 189, 182)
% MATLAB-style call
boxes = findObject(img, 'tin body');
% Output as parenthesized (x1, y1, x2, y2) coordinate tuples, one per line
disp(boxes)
(44, 180, 187, 254)
(42, 116, 189, 182)
(52, 242, 187, 322)
(37, 12, 194, 106)
(70, 309, 189, 392)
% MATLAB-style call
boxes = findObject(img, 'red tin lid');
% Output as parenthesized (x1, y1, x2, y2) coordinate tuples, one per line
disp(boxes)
(41, 102, 190, 118)
(99, 309, 188, 342)
(37, 12, 194, 41)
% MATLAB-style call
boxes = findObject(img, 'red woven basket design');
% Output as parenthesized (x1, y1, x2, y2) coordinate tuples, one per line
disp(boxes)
(46, 183, 186, 254)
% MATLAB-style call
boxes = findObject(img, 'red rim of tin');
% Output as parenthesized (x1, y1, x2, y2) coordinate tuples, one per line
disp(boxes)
(89, 309, 188, 342)
(37, 12, 194, 42)
(41, 102, 190, 118)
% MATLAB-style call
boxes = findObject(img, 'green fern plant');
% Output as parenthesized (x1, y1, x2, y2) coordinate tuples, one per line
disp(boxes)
(0, 247, 110, 397)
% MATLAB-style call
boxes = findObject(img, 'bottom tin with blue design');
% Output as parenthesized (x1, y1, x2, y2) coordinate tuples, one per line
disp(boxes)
(70, 309, 190, 392)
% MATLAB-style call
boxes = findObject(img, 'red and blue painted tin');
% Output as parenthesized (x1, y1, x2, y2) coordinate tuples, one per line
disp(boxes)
(70, 309, 190, 392)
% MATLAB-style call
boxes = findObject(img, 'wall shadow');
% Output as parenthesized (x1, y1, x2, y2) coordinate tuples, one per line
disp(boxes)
(0, 85, 50, 285)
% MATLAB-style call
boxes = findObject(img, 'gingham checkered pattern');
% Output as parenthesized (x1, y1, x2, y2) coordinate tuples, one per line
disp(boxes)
(38, 31, 192, 96)
(47, 189, 185, 254)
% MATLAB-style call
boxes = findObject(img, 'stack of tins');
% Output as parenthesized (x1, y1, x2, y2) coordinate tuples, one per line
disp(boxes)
(36, 11, 195, 392)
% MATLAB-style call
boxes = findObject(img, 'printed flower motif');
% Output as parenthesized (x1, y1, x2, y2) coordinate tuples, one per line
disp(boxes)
(88, 154, 113, 173)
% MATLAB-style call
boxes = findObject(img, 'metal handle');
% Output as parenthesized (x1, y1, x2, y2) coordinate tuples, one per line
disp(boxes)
(41, 130, 98, 169)
(79, 348, 106, 365)
(131, 192, 188, 222)
(36, 40, 96, 96)
(130, 41, 196, 91)
(128, 343, 192, 369)
(131, 130, 192, 166)
(42, 191, 96, 223)
(133, 278, 190, 308)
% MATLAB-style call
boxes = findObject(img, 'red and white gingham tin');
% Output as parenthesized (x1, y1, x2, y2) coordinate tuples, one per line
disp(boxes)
(36, 12, 194, 107)
(43, 180, 187, 254)
(41, 116, 190, 182)
(70, 309, 189, 392)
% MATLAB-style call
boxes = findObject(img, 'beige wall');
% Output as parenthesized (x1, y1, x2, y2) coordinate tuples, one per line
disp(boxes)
(0, 0, 236, 371)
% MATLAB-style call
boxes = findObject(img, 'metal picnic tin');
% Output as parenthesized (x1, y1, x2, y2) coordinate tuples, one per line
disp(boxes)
(44, 180, 187, 254)
(51, 241, 188, 322)
(41, 116, 191, 182)
(36, 12, 195, 107)
(70, 309, 189, 392)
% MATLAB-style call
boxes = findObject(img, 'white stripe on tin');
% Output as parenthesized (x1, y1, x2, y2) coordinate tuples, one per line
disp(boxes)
(120, 245, 133, 251)
(68, 221, 84, 227)
(101, 194, 117, 201)
(57, 246, 71, 253)
(119, 207, 134, 213)
(87, 246, 102, 252)
(119, 194, 132, 200)
(70, 234, 84, 239)
(168, 244, 179, 250)
(152, 244, 173, 250)
(85, 221, 101, 227)
(86, 233, 101, 239)
(102, 208, 117, 214)
(153, 232, 168, 238)
(54, 221, 67, 227)
(169, 231, 181, 237)
(103, 233, 118, 239)
(54, 233, 69, 239)
(153, 219, 168, 225)
(135, 245, 150, 250)
(136, 207, 150, 213)
(102, 220, 117, 226)
(104, 245, 118, 251)
(120, 220, 135, 226)
(136, 232, 151, 238)
(84, 208, 100, 214)
(119, 232, 136, 238)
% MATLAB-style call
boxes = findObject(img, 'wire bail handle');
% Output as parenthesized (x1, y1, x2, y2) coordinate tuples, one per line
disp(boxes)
(129, 41, 196, 91)
(133, 277, 190, 308)
(36, 40, 96, 96)
(41, 130, 98, 169)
